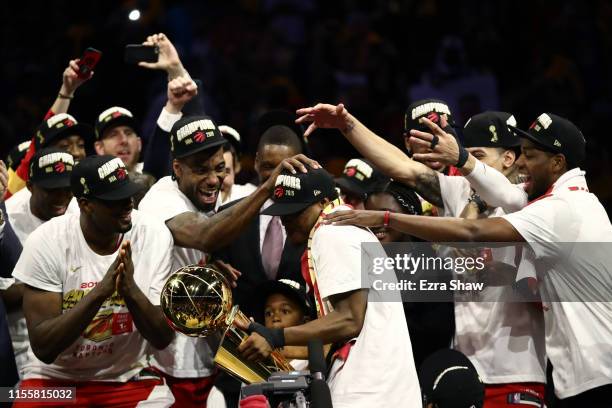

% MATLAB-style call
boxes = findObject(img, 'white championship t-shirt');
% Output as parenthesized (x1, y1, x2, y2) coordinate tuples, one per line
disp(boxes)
(438, 173, 546, 384)
(311, 210, 421, 408)
(502, 169, 612, 398)
(11, 210, 174, 381)
(138, 176, 216, 378)
(4, 187, 79, 377)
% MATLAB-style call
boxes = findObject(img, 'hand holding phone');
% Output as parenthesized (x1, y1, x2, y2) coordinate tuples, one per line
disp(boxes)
(125, 45, 159, 64)
(76, 47, 102, 79)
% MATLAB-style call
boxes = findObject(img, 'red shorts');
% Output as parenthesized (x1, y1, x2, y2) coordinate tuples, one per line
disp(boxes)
(12, 377, 174, 407)
(485, 383, 546, 408)
(155, 372, 216, 408)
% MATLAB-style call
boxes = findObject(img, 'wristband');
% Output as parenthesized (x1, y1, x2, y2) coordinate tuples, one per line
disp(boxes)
(456, 145, 469, 168)
(248, 322, 285, 348)
(383, 210, 390, 228)
(58, 93, 74, 100)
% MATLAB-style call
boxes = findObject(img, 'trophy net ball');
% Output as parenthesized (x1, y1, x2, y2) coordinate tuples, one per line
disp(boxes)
(160, 264, 233, 337)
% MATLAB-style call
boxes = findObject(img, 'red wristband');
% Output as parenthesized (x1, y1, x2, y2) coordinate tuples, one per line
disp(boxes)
(383, 210, 390, 228)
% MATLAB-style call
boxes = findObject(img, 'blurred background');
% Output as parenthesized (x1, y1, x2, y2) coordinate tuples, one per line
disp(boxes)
(1, 0, 611, 212)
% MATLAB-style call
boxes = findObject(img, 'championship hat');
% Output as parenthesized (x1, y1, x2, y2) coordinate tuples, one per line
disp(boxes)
(29, 147, 74, 189)
(335, 158, 389, 199)
(419, 349, 485, 408)
(170, 115, 226, 159)
(508, 113, 586, 167)
(35, 113, 94, 149)
(71, 155, 142, 200)
(463, 112, 520, 150)
(261, 167, 338, 216)
(95, 106, 138, 140)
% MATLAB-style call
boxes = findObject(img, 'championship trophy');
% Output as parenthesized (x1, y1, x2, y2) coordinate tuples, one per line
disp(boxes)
(160, 264, 293, 384)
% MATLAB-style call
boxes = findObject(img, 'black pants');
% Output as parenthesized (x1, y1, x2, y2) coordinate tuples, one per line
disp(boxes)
(556, 384, 612, 408)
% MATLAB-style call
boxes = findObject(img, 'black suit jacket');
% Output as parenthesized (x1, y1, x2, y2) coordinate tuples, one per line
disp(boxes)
(213, 199, 305, 321)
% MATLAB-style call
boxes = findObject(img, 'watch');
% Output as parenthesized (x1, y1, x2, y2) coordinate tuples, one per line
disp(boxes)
(467, 191, 488, 214)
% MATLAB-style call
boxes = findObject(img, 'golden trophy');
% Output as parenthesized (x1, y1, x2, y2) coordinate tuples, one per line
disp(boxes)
(161, 264, 293, 384)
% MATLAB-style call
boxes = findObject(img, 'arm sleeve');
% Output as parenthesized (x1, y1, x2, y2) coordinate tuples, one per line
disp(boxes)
(182, 79, 205, 116)
(142, 108, 183, 180)
(313, 225, 371, 300)
(465, 161, 528, 213)
(11, 227, 62, 293)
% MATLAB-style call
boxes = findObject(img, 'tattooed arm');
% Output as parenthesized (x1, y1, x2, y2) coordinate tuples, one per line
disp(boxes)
(166, 154, 320, 253)
(296, 103, 444, 208)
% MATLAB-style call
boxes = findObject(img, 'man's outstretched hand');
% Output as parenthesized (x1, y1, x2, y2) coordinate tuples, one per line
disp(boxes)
(139, 33, 187, 80)
(296, 103, 353, 137)
(61, 59, 92, 97)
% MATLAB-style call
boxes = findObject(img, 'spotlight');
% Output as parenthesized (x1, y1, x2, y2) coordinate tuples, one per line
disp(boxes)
(128, 9, 141, 21)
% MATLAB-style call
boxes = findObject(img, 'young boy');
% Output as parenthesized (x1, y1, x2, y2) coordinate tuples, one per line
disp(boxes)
(259, 279, 314, 371)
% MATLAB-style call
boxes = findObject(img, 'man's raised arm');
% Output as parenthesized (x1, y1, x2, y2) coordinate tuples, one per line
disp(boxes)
(296, 103, 444, 208)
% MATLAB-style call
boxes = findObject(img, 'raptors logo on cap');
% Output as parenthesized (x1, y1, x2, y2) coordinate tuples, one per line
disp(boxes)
(427, 111, 440, 124)
(274, 186, 285, 198)
(194, 131, 206, 143)
(116, 168, 127, 180)
(54, 162, 66, 173)
(345, 167, 357, 177)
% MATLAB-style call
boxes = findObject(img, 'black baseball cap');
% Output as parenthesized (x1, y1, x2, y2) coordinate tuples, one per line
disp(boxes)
(29, 147, 74, 189)
(509, 113, 586, 167)
(463, 111, 521, 150)
(258, 279, 315, 319)
(261, 167, 338, 216)
(35, 113, 94, 149)
(335, 158, 389, 198)
(70, 155, 142, 200)
(419, 349, 485, 408)
(95, 106, 138, 140)
(6, 140, 32, 171)
(404, 98, 455, 133)
(170, 115, 226, 159)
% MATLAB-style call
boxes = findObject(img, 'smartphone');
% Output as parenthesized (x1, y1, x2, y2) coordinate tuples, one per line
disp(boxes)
(76, 48, 102, 79)
(124, 45, 158, 64)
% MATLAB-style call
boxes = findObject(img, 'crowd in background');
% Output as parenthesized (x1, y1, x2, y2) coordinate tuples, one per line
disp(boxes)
(2, 0, 612, 213)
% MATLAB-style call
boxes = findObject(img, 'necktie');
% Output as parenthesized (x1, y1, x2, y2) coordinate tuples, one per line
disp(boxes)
(262, 216, 283, 280)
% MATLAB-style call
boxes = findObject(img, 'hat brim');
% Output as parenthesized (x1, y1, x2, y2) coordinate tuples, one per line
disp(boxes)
(97, 116, 138, 140)
(92, 180, 144, 201)
(33, 175, 72, 189)
(172, 138, 227, 159)
(261, 201, 312, 216)
(334, 177, 366, 197)
(50, 123, 95, 146)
